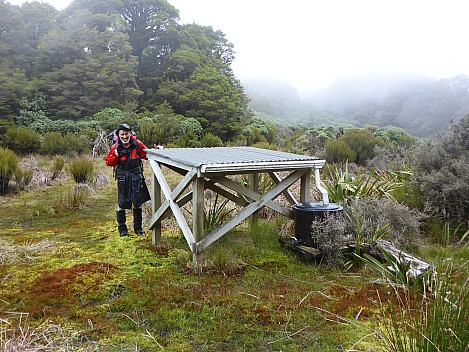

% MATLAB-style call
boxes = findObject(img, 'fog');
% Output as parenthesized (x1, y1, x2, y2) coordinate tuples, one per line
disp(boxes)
(8, 0, 469, 95)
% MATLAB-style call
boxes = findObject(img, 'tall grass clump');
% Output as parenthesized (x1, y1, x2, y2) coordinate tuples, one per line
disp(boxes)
(203, 192, 236, 233)
(375, 262, 469, 352)
(13, 167, 33, 190)
(51, 155, 65, 180)
(68, 157, 94, 183)
(0, 147, 18, 195)
(56, 184, 92, 209)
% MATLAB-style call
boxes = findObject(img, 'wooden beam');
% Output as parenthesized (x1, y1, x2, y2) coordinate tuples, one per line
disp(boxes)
(268, 171, 298, 205)
(211, 175, 295, 218)
(148, 169, 196, 230)
(148, 160, 196, 248)
(205, 180, 249, 207)
(195, 169, 306, 253)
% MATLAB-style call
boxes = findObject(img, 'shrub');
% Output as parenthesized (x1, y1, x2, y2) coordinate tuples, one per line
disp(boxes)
(68, 157, 94, 183)
(40, 132, 90, 155)
(340, 128, 377, 164)
(139, 121, 164, 147)
(324, 139, 356, 164)
(0, 148, 18, 195)
(40, 132, 67, 155)
(3, 127, 41, 154)
(410, 115, 469, 224)
(311, 197, 424, 265)
(201, 133, 223, 147)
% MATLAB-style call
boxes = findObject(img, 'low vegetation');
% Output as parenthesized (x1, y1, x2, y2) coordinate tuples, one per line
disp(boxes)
(0, 145, 467, 351)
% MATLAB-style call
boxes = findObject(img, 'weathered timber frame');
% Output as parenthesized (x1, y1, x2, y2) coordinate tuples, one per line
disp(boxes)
(145, 147, 326, 262)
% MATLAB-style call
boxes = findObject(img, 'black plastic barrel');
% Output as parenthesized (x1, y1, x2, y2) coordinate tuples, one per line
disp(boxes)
(292, 202, 343, 248)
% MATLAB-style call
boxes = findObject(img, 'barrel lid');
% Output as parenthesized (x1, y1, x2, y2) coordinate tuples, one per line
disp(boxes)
(292, 202, 342, 212)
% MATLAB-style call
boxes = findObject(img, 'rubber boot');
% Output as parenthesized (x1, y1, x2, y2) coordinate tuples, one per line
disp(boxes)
(116, 210, 128, 237)
(133, 208, 144, 236)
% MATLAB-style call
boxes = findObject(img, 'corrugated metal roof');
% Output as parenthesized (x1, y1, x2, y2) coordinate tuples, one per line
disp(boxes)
(146, 147, 325, 173)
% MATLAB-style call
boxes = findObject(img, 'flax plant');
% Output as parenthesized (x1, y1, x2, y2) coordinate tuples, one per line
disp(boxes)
(322, 162, 405, 204)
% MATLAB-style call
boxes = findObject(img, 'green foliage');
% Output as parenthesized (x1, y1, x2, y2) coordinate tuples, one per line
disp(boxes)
(68, 157, 94, 183)
(138, 112, 186, 146)
(201, 132, 223, 147)
(179, 66, 244, 141)
(1, 1, 251, 144)
(92, 108, 129, 133)
(3, 126, 41, 154)
(374, 126, 418, 149)
(56, 184, 91, 209)
(0, 147, 18, 195)
(357, 248, 413, 286)
(139, 121, 163, 147)
(324, 139, 356, 164)
(322, 162, 404, 204)
(40, 132, 91, 156)
(339, 128, 377, 164)
(182, 117, 203, 139)
(203, 193, 236, 233)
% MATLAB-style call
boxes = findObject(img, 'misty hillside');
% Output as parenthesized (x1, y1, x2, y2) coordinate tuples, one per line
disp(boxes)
(243, 73, 469, 137)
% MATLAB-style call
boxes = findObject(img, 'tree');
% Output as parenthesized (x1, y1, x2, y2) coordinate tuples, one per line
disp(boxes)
(180, 66, 243, 141)
(118, 0, 179, 61)
(38, 25, 141, 119)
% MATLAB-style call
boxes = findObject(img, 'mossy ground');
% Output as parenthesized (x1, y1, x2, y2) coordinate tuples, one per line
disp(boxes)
(1, 156, 468, 351)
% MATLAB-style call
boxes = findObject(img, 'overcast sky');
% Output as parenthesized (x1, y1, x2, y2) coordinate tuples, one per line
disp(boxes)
(8, 0, 469, 93)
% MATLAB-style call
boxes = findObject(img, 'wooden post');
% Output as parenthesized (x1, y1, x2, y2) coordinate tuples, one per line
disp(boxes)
(249, 172, 259, 226)
(151, 163, 161, 245)
(192, 176, 205, 263)
(299, 169, 311, 203)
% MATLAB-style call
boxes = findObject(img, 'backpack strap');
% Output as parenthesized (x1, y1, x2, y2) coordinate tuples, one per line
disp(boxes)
(133, 139, 140, 158)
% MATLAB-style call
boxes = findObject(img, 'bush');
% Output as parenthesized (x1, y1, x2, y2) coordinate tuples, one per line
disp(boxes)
(410, 115, 469, 223)
(324, 139, 356, 164)
(311, 197, 424, 265)
(40, 132, 91, 155)
(201, 133, 223, 147)
(3, 127, 41, 154)
(0, 147, 18, 195)
(68, 157, 94, 183)
(340, 128, 377, 164)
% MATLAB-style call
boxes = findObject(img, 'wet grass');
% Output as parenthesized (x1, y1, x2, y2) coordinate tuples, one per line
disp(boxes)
(1, 156, 468, 351)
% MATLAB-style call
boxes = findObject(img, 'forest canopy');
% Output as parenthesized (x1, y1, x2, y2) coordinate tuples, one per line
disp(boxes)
(0, 0, 250, 142)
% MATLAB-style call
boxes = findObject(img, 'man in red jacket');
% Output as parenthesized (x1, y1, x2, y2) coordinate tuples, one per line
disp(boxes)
(105, 123, 150, 237)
